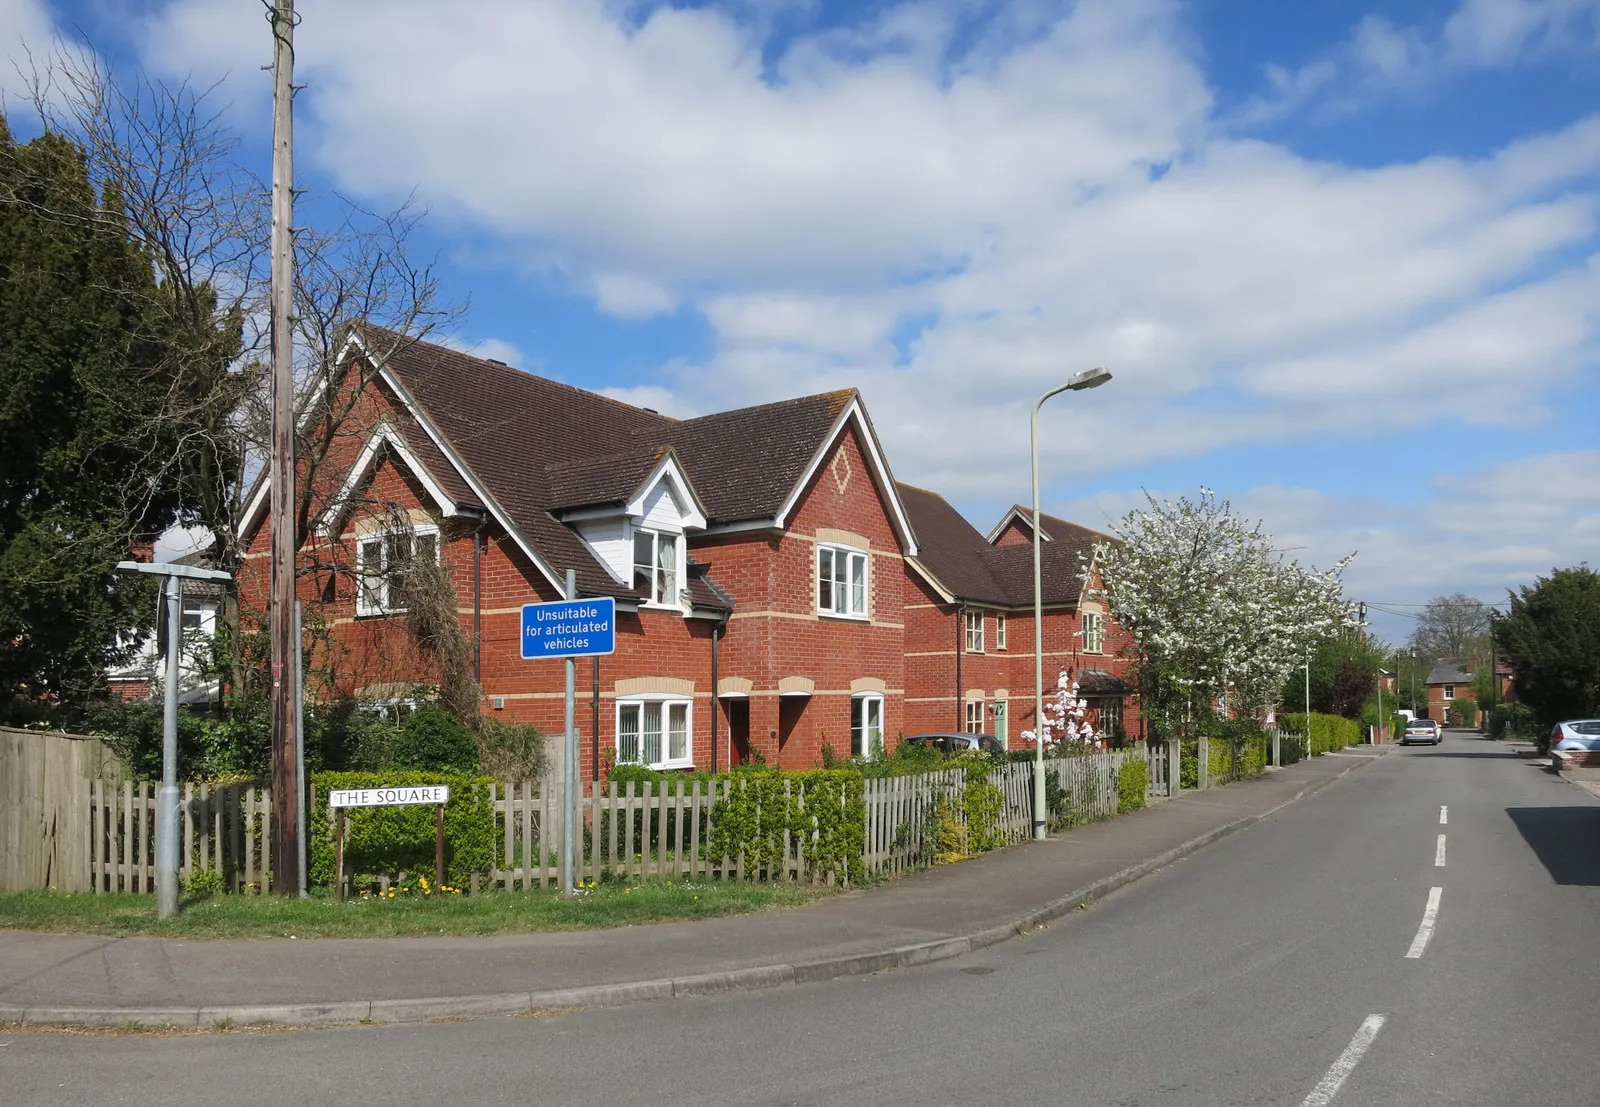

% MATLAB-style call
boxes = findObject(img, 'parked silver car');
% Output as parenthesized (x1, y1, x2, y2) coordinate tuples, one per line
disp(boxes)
(1550, 719, 1600, 752)
(1401, 718, 1441, 745)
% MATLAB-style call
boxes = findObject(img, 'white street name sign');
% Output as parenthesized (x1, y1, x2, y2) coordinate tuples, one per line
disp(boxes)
(328, 785, 450, 809)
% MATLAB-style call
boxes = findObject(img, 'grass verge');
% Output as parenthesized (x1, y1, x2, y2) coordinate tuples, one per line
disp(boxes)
(0, 880, 830, 940)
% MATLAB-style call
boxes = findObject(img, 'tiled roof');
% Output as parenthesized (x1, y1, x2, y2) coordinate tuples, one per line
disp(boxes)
(898, 484, 1091, 607)
(1426, 661, 1473, 686)
(364, 328, 867, 612)
(664, 391, 856, 522)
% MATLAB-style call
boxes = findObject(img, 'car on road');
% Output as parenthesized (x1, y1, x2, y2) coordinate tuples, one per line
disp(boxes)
(1401, 718, 1442, 745)
(901, 732, 1006, 756)
(1550, 719, 1600, 752)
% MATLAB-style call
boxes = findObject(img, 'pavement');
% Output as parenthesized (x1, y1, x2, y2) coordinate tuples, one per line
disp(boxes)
(0, 748, 1389, 1030)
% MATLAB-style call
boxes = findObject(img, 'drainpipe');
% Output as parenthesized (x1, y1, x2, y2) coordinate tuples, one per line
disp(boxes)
(954, 603, 964, 732)
(471, 513, 486, 685)
(710, 618, 722, 773)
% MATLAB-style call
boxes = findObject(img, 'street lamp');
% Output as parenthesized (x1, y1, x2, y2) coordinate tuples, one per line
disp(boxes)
(115, 560, 234, 918)
(1032, 367, 1112, 841)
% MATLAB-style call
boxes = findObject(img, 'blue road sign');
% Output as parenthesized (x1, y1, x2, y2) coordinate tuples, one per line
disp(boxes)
(521, 597, 616, 659)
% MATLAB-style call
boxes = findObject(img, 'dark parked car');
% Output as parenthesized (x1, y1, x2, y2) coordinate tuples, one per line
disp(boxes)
(900, 732, 1006, 756)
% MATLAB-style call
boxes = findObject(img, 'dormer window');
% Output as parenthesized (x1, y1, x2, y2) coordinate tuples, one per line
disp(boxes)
(633, 528, 682, 607)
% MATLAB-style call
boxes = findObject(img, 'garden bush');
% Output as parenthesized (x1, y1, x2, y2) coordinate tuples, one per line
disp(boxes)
(1489, 702, 1540, 743)
(708, 769, 865, 883)
(308, 770, 496, 889)
(386, 703, 479, 773)
(1117, 757, 1147, 812)
(1279, 712, 1360, 754)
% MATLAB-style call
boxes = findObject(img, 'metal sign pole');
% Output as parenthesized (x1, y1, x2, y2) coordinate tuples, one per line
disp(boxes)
(295, 601, 307, 898)
(156, 575, 183, 918)
(562, 570, 577, 897)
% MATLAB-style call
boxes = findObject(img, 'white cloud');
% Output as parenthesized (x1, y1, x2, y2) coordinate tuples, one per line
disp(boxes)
(0, 0, 60, 105)
(126, 0, 1600, 550)
(1240, 0, 1600, 123)
(1050, 450, 1600, 643)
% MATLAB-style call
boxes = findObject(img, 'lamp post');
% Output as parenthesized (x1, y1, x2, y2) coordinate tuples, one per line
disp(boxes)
(1031, 367, 1112, 841)
(115, 560, 234, 917)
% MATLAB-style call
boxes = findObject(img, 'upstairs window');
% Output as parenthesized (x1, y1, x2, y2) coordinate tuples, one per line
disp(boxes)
(995, 613, 1007, 650)
(819, 546, 868, 619)
(632, 529, 682, 607)
(1442, 684, 1455, 701)
(617, 697, 692, 769)
(1082, 611, 1105, 654)
(964, 610, 985, 653)
(356, 526, 439, 616)
(851, 693, 883, 757)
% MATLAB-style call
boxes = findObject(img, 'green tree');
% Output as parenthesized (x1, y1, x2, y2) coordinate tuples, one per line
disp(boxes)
(1494, 567, 1600, 728)
(1282, 635, 1382, 719)
(0, 116, 239, 717)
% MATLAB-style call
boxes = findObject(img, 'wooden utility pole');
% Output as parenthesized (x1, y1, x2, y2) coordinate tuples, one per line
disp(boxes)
(268, 0, 301, 894)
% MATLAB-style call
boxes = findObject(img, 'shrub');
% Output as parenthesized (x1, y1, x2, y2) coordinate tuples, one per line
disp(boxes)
(477, 718, 547, 783)
(1117, 757, 1147, 812)
(707, 769, 865, 883)
(309, 770, 495, 889)
(1279, 712, 1359, 754)
(1489, 702, 1539, 743)
(386, 703, 479, 773)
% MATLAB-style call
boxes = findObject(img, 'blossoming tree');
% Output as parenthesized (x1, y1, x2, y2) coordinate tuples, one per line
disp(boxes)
(1091, 489, 1353, 734)
(1019, 670, 1104, 751)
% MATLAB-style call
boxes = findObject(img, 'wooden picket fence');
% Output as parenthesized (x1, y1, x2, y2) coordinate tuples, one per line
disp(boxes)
(73, 749, 1154, 895)
(87, 781, 272, 894)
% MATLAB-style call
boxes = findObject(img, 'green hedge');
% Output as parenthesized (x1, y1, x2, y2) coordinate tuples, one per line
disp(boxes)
(708, 769, 866, 883)
(1117, 758, 1147, 813)
(309, 771, 496, 890)
(1279, 713, 1361, 754)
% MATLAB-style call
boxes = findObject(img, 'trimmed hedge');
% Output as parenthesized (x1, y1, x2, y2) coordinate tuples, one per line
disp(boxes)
(1117, 757, 1148, 813)
(1280, 712, 1361, 754)
(708, 768, 865, 883)
(309, 771, 496, 889)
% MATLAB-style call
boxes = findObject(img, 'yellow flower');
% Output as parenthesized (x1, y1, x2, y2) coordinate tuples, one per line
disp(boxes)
(625, 888, 632, 894)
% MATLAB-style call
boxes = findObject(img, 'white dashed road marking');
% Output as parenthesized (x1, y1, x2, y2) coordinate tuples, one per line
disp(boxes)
(1406, 887, 1443, 959)
(1301, 1014, 1387, 1107)
(1439, 805, 1448, 825)
(1435, 834, 1447, 867)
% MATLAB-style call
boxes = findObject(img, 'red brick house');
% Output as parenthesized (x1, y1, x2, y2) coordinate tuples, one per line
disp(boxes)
(237, 329, 1137, 774)
(898, 490, 1136, 749)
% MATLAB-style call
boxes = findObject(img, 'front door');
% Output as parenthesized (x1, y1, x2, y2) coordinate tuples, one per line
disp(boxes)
(993, 701, 1008, 749)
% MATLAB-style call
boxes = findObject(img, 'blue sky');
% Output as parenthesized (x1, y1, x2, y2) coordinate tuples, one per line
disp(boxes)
(5, 0, 1599, 645)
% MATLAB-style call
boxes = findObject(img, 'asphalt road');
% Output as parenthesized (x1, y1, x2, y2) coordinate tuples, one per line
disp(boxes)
(9, 733, 1599, 1106)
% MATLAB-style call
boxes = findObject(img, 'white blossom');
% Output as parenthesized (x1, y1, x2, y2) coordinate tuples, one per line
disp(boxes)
(1019, 670, 1104, 751)
(1090, 489, 1354, 723)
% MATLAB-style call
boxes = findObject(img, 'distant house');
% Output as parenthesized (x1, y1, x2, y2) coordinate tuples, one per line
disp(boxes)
(898, 490, 1136, 748)
(1423, 659, 1515, 725)
(105, 550, 225, 706)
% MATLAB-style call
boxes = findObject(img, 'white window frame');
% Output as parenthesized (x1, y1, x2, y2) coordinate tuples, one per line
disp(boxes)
(631, 526, 685, 609)
(994, 613, 1007, 651)
(818, 545, 869, 620)
(615, 695, 694, 770)
(850, 693, 884, 758)
(355, 524, 440, 617)
(1442, 685, 1455, 701)
(964, 610, 984, 653)
(965, 698, 985, 734)
(1082, 610, 1105, 654)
